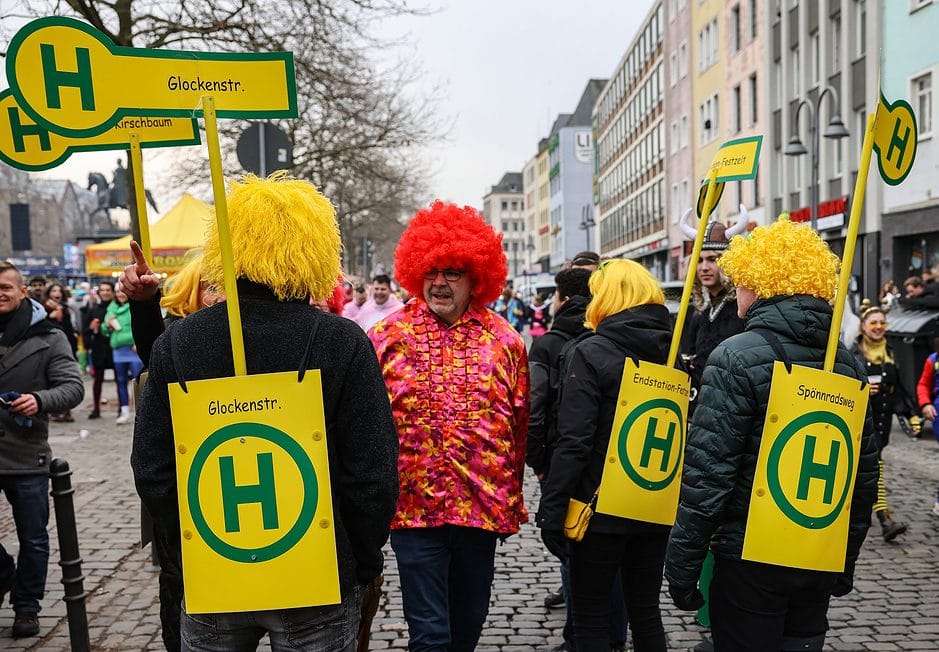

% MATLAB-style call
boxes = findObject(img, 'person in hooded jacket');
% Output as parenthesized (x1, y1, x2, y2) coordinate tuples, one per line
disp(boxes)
(666, 217, 878, 652)
(539, 259, 672, 652)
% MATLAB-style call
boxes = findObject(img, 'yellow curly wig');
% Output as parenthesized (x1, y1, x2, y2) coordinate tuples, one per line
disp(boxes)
(718, 216, 840, 300)
(584, 259, 664, 330)
(202, 172, 341, 301)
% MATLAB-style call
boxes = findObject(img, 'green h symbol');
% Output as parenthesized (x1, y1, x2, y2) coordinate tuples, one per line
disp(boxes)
(639, 416, 675, 473)
(796, 435, 840, 505)
(886, 118, 911, 170)
(7, 107, 51, 152)
(40, 44, 95, 111)
(219, 452, 279, 533)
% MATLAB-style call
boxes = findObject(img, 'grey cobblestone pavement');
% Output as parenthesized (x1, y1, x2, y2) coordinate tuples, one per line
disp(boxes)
(1, 376, 938, 650)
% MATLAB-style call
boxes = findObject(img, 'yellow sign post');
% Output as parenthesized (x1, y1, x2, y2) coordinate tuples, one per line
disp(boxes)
(170, 371, 339, 613)
(6, 16, 297, 138)
(596, 359, 690, 525)
(0, 88, 200, 171)
(741, 363, 866, 571)
(668, 135, 762, 367)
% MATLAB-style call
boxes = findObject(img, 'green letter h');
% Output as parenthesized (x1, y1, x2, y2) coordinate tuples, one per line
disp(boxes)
(40, 44, 95, 111)
(640, 416, 675, 473)
(8, 107, 51, 152)
(219, 452, 279, 533)
(886, 118, 911, 170)
(796, 435, 839, 505)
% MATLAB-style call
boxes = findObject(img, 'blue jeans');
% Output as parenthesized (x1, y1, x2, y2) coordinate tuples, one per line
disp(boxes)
(391, 525, 499, 652)
(114, 358, 143, 407)
(180, 584, 361, 651)
(0, 474, 50, 614)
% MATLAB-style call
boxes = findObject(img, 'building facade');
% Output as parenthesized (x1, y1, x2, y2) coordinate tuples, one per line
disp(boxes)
(665, 0, 694, 280)
(880, 0, 939, 288)
(593, 2, 668, 279)
(482, 172, 525, 279)
(765, 0, 883, 301)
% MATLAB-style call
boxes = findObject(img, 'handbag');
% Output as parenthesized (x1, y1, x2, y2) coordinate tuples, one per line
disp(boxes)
(563, 492, 598, 542)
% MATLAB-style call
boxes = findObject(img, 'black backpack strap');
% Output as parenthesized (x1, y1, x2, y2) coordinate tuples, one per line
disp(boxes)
(169, 325, 189, 394)
(752, 328, 792, 373)
(297, 315, 321, 383)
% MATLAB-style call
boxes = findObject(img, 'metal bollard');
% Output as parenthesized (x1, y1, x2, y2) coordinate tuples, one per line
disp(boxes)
(50, 458, 91, 652)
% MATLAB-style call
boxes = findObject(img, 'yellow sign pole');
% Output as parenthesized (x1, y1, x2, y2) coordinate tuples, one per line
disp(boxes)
(127, 134, 152, 263)
(824, 113, 876, 372)
(667, 168, 719, 367)
(202, 96, 247, 377)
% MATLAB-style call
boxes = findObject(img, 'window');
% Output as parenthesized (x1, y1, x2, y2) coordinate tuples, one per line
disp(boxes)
(680, 114, 689, 148)
(831, 137, 844, 176)
(790, 46, 800, 95)
(731, 5, 741, 53)
(811, 32, 820, 83)
(913, 72, 933, 135)
(671, 121, 679, 153)
(749, 73, 758, 125)
(700, 93, 720, 144)
(732, 85, 742, 133)
(679, 41, 689, 78)
(831, 16, 841, 73)
(856, 0, 866, 56)
(749, 0, 758, 40)
(671, 183, 679, 220)
(681, 178, 690, 209)
(501, 200, 508, 210)
(670, 52, 678, 86)
(501, 221, 508, 232)
(698, 19, 718, 70)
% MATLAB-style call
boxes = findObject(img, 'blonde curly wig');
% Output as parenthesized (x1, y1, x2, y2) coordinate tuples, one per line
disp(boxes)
(202, 172, 341, 302)
(718, 216, 840, 300)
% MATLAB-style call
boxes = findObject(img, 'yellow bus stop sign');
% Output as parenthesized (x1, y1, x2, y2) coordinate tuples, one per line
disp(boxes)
(0, 88, 199, 171)
(7, 16, 297, 138)
(596, 359, 690, 526)
(742, 363, 868, 572)
(873, 93, 917, 186)
(709, 135, 762, 182)
(170, 371, 339, 614)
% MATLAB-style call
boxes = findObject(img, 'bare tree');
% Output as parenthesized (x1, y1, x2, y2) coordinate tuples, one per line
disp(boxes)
(1, 0, 447, 267)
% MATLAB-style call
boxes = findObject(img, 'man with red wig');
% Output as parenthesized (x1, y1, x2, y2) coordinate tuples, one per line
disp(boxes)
(369, 201, 530, 651)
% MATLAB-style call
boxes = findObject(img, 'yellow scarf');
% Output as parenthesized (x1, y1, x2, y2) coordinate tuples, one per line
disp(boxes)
(860, 335, 892, 365)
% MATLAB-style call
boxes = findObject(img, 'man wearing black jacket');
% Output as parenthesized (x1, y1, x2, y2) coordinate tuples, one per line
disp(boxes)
(81, 281, 115, 419)
(131, 175, 399, 651)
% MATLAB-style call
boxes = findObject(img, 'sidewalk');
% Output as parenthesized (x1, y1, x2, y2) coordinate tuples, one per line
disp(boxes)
(1, 375, 938, 650)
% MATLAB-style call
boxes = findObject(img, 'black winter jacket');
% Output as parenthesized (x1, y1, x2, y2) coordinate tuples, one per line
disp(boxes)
(538, 303, 672, 535)
(526, 295, 589, 476)
(680, 289, 744, 403)
(666, 295, 878, 590)
(849, 338, 915, 449)
(132, 280, 400, 592)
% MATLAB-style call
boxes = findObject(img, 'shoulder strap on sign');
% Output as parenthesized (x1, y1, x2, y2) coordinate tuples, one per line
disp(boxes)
(297, 315, 321, 383)
(751, 328, 792, 373)
(169, 325, 188, 394)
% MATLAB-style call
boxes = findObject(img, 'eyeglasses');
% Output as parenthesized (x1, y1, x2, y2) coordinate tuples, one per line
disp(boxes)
(424, 269, 464, 281)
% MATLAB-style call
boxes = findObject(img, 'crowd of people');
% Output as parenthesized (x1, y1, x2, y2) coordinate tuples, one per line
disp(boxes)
(0, 173, 937, 651)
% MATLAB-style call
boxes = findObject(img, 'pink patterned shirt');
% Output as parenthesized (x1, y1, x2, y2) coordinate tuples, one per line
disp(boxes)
(369, 300, 530, 534)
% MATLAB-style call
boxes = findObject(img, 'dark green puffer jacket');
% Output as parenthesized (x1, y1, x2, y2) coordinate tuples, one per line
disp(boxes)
(665, 295, 878, 589)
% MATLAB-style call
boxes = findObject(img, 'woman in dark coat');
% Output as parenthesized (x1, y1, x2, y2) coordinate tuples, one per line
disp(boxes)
(539, 259, 672, 652)
(44, 283, 77, 422)
(850, 304, 912, 541)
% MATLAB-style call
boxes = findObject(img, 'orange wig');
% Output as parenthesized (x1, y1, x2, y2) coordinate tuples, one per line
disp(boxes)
(394, 201, 507, 306)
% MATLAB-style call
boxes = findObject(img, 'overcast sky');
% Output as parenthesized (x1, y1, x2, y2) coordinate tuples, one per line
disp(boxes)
(21, 0, 656, 213)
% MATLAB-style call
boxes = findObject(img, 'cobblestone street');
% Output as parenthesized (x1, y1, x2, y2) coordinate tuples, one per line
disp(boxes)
(1, 377, 938, 651)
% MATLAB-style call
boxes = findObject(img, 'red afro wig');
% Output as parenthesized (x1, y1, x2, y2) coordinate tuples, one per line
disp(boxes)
(395, 201, 507, 306)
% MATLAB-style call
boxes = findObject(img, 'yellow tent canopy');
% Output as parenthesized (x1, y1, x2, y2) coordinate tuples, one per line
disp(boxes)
(84, 193, 212, 275)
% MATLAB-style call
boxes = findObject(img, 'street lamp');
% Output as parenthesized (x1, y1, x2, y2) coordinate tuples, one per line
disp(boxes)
(783, 85, 850, 230)
(580, 205, 596, 252)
